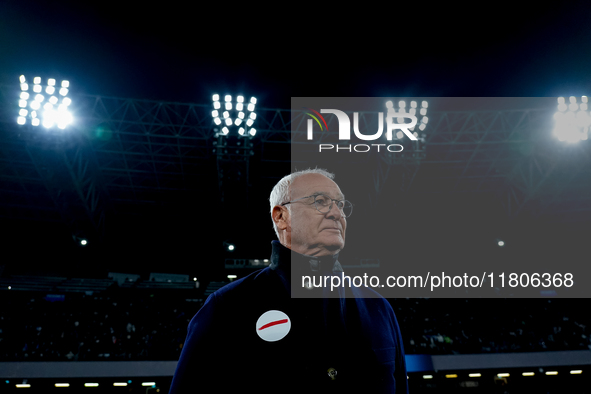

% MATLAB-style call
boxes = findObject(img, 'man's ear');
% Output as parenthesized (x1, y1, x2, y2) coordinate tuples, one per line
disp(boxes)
(272, 205, 289, 230)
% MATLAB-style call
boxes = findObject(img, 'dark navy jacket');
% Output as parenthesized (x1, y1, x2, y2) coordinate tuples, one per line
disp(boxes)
(170, 241, 408, 393)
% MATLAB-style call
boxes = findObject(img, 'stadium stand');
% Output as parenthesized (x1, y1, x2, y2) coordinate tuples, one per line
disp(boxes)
(1, 276, 590, 362)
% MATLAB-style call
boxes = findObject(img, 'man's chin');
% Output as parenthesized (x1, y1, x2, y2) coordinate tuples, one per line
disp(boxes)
(324, 240, 345, 254)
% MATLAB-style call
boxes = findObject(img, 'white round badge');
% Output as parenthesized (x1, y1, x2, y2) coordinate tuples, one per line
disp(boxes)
(256, 310, 291, 342)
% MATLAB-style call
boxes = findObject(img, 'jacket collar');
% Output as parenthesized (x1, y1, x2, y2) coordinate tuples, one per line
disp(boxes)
(269, 240, 343, 275)
(269, 240, 344, 296)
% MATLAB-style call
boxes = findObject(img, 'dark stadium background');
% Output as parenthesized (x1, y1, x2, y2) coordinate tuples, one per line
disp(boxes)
(1, 1, 591, 393)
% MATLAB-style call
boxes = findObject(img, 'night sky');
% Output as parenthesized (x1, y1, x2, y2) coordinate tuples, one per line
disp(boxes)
(2, 1, 591, 103)
(1, 1, 591, 279)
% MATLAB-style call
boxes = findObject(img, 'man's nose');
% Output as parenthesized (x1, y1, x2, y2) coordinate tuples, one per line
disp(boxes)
(326, 202, 343, 220)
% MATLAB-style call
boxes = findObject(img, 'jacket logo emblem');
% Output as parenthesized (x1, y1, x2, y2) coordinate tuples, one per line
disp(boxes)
(256, 310, 291, 342)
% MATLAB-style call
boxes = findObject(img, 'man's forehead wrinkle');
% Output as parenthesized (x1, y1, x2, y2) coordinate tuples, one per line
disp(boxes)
(312, 190, 345, 200)
(290, 174, 344, 200)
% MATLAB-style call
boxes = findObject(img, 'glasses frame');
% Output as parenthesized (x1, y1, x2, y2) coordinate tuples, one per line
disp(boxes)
(281, 193, 353, 218)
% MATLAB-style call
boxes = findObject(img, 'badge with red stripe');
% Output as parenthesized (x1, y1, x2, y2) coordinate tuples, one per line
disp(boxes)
(256, 310, 291, 342)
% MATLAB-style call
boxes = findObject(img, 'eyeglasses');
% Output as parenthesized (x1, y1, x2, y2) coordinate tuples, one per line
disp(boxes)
(281, 194, 353, 218)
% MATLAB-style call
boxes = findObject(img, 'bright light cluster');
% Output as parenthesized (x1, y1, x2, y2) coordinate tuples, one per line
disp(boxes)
(553, 96, 590, 143)
(17, 75, 73, 129)
(212, 94, 257, 137)
(385, 100, 428, 139)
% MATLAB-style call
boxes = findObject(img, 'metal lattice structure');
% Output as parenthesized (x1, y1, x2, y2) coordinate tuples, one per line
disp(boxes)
(1, 88, 590, 249)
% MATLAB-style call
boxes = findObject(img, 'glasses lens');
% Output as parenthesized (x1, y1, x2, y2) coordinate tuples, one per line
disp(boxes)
(342, 201, 353, 218)
(314, 194, 332, 211)
(314, 195, 353, 218)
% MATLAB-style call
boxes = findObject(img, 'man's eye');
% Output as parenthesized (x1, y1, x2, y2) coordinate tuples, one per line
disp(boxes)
(315, 196, 329, 205)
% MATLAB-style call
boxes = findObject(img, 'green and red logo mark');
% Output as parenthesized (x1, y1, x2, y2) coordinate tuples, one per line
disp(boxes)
(303, 107, 329, 132)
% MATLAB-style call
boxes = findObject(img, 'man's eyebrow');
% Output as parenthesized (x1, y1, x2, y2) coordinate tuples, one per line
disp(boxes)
(312, 191, 345, 200)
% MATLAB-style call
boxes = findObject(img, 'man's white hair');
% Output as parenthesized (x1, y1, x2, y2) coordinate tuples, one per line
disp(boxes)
(269, 168, 335, 239)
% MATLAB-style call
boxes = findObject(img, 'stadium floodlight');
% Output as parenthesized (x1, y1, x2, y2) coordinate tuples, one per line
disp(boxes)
(211, 93, 258, 137)
(553, 96, 590, 142)
(249, 128, 256, 137)
(386, 98, 429, 138)
(17, 75, 73, 129)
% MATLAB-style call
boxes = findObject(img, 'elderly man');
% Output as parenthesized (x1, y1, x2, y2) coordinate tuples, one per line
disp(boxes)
(170, 168, 408, 393)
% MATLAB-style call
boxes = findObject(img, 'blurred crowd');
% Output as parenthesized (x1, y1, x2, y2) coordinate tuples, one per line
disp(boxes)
(396, 298, 591, 354)
(0, 289, 202, 361)
(1, 289, 589, 361)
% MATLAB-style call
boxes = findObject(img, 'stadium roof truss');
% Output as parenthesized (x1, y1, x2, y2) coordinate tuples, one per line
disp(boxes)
(1, 89, 590, 244)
